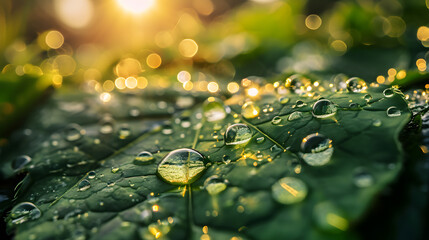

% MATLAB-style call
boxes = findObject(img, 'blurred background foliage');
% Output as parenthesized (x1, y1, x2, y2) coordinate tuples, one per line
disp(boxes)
(1, 0, 429, 137)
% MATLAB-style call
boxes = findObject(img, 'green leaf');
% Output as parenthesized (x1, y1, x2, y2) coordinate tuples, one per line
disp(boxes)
(2, 83, 411, 239)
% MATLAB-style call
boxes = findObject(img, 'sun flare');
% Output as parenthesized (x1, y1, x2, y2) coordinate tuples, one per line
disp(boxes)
(116, 0, 155, 14)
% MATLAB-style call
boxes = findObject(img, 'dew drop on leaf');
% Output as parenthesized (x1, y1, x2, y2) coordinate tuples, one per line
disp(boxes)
(364, 94, 372, 102)
(386, 106, 401, 117)
(10, 202, 41, 225)
(241, 101, 260, 119)
(288, 111, 303, 121)
(180, 117, 191, 128)
(12, 155, 31, 171)
(111, 167, 120, 173)
(64, 124, 84, 142)
(271, 177, 308, 204)
(162, 124, 173, 135)
(299, 133, 333, 166)
(204, 175, 228, 195)
(99, 117, 115, 134)
(279, 97, 290, 104)
(118, 125, 131, 139)
(346, 77, 367, 93)
(293, 100, 306, 108)
(78, 179, 91, 191)
(271, 116, 282, 125)
(88, 171, 96, 179)
(312, 99, 337, 118)
(224, 123, 252, 146)
(134, 151, 155, 165)
(314, 202, 349, 231)
(383, 88, 394, 98)
(157, 148, 206, 185)
(256, 136, 265, 144)
(353, 169, 374, 188)
(203, 97, 226, 122)
(372, 119, 382, 127)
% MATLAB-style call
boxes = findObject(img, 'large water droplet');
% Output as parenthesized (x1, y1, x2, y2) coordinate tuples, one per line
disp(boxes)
(204, 175, 228, 195)
(271, 177, 308, 204)
(134, 151, 155, 165)
(224, 124, 252, 146)
(288, 111, 303, 121)
(312, 99, 337, 118)
(383, 88, 394, 98)
(11, 202, 41, 224)
(78, 179, 91, 191)
(65, 124, 84, 142)
(364, 94, 372, 102)
(203, 97, 226, 122)
(346, 77, 367, 93)
(12, 155, 31, 171)
(157, 148, 206, 185)
(241, 101, 260, 119)
(353, 169, 374, 188)
(271, 116, 282, 125)
(386, 106, 401, 117)
(300, 133, 333, 166)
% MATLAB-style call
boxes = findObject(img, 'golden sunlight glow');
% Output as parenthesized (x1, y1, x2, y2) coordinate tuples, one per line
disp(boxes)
(387, 68, 397, 76)
(396, 70, 406, 79)
(103, 80, 115, 92)
(227, 82, 240, 93)
(45, 31, 64, 49)
(116, 0, 155, 14)
(305, 14, 322, 30)
(326, 213, 349, 231)
(416, 58, 427, 71)
(183, 81, 193, 91)
(137, 77, 148, 89)
(207, 82, 219, 93)
(152, 205, 159, 212)
(54, 0, 93, 29)
(146, 53, 162, 69)
(247, 87, 259, 97)
(100, 92, 112, 103)
(376, 75, 385, 84)
(125, 77, 138, 89)
(115, 77, 126, 89)
(115, 58, 143, 77)
(179, 39, 199, 58)
(331, 40, 347, 53)
(177, 71, 191, 83)
(52, 75, 63, 87)
(417, 26, 429, 41)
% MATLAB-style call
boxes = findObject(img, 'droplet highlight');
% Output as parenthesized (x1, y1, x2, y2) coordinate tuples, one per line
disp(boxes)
(271, 177, 308, 204)
(300, 133, 333, 166)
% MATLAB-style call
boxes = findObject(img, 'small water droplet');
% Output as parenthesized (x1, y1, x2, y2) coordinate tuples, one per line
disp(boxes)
(364, 94, 372, 102)
(99, 116, 115, 134)
(12, 155, 31, 171)
(348, 103, 360, 109)
(204, 175, 228, 195)
(271, 116, 282, 125)
(203, 97, 226, 122)
(78, 179, 91, 191)
(129, 107, 140, 117)
(10, 202, 41, 224)
(271, 177, 308, 204)
(162, 124, 173, 135)
(256, 137, 265, 144)
(372, 119, 382, 127)
(346, 77, 367, 93)
(65, 124, 84, 142)
(300, 133, 333, 166)
(111, 167, 120, 173)
(134, 151, 155, 165)
(224, 124, 252, 146)
(293, 100, 306, 108)
(312, 99, 337, 118)
(383, 88, 394, 98)
(118, 125, 131, 139)
(222, 155, 231, 164)
(180, 117, 191, 128)
(241, 101, 260, 119)
(288, 111, 303, 121)
(157, 148, 206, 185)
(353, 169, 374, 188)
(279, 97, 290, 104)
(88, 171, 96, 179)
(386, 106, 401, 117)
